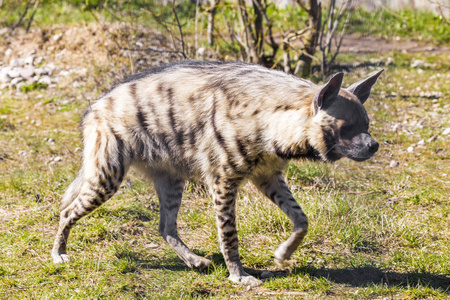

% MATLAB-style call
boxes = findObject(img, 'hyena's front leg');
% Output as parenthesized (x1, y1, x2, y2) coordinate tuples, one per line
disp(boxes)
(153, 174, 211, 271)
(210, 175, 262, 287)
(252, 172, 308, 267)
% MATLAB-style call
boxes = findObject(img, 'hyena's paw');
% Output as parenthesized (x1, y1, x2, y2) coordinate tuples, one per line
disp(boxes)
(191, 257, 212, 271)
(52, 253, 71, 264)
(229, 273, 262, 287)
(274, 257, 295, 269)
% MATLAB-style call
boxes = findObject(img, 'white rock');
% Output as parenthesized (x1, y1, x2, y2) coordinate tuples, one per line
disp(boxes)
(442, 128, 450, 136)
(407, 146, 414, 153)
(72, 81, 84, 88)
(55, 49, 66, 59)
(75, 68, 88, 76)
(0, 72, 11, 83)
(35, 57, 43, 65)
(9, 58, 24, 68)
(11, 77, 23, 86)
(19, 150, 27, 156)
(7, 68, 21, 78)
(57, 99, 70, 105)
(411, 59, 424, 68)
(417, 139, 425, 146)
(54, 156, 63, 162)
(43, 67, 53, 76)
(19, 67, 35, 79)
(39, 76, 52, 85)
(27, 77, 38, 84)
(24, 55, 35, 65)
(34, 68, 48, 75)
(59, 70, 70, 76)
(389, 160, 400, 168)
(53, 33, 63, 42)
(5, 48, 12, 57)
(385, 57, 394, 65)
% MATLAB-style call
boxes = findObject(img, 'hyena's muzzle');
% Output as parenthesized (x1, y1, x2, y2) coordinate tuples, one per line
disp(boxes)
(336, 132, 379, 162)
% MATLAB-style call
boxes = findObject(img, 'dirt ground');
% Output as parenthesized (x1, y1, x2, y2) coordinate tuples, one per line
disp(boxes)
(339, 34, 450, 54)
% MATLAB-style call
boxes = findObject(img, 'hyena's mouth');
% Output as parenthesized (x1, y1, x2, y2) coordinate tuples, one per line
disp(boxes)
(346, 152, 376, 162)
(336, 145, 378, 162)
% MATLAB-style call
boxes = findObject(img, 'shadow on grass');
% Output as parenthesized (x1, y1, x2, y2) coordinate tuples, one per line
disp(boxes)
(293, 266, 450, 293)
(124, 250, 450, 293)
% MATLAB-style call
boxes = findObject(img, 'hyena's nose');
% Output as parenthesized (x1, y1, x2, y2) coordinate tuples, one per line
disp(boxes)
(367, 139, 379, 153)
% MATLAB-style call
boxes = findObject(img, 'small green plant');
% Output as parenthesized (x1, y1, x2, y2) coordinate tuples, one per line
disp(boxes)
(20, 82, 48, 93)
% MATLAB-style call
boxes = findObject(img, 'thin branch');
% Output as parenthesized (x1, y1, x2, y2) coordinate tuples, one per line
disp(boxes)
(285, 26, 312, 43)
(428, 0, 449, 25)
(194, 0, 200, 57)
(9, 0, 32, 34)
(171, 0, 187, 59)
(328, 5, 352, 68)
(295, 0, 310, 14)
(26, 0, 40, 33)
(141, 8, 177, 54)
(123, 47, 186, 56)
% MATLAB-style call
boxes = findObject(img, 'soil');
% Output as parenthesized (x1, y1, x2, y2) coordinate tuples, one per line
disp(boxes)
(339, 34, 450, 54)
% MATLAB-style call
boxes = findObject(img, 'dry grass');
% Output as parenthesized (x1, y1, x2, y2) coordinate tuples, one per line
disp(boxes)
(0, 23, 449, 299)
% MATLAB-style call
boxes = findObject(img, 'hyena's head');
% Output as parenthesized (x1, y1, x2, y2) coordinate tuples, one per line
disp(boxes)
(308, 69, 384, 162)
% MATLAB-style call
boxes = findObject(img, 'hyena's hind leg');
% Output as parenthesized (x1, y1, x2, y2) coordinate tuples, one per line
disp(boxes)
(251, 172, 308, 267)
(52, 129, 130, 264)
(152, 174, 211, 271)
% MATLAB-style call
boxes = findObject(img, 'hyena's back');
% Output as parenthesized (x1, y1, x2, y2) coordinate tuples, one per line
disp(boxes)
(81, 61, 316, 180)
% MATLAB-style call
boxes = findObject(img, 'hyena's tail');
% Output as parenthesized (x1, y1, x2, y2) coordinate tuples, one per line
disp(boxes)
(60, 167, 85, 210)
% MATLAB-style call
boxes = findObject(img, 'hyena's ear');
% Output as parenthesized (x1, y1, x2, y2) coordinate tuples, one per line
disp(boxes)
(313, 72, 344, 115)
(347, 69, 384, 104)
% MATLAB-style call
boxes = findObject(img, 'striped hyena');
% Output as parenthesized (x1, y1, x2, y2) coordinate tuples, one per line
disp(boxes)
(52, 61, 383, 287)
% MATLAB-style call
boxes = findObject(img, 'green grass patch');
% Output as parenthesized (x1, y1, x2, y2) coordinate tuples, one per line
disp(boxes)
(20, 82, 48, 93)
(348, 9, 449, 45)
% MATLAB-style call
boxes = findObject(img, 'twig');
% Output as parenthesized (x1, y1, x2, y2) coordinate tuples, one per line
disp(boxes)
(10, 282, 55, 291)
(122, 47, 186, 57)
(26, 0, 40, 32)
(140, 8, 176, 52)
(9, 0, 32, 34)
(171, 0, 187, 59)
(295, 0, 310, 14)
(194, 0, 200, 58)
(328, 6, 352, 68)
(379, 3, 407, 19)
(428, 0, 449, 25)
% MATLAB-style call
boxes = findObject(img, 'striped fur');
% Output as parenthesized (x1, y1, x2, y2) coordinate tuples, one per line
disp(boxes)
(52, 61, 383, 287)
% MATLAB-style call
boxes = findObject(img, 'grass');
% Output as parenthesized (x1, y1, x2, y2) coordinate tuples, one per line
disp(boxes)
(347, 9, 449, 45)
(0, 4, 449, 299)
(1, 48, 449, 298)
